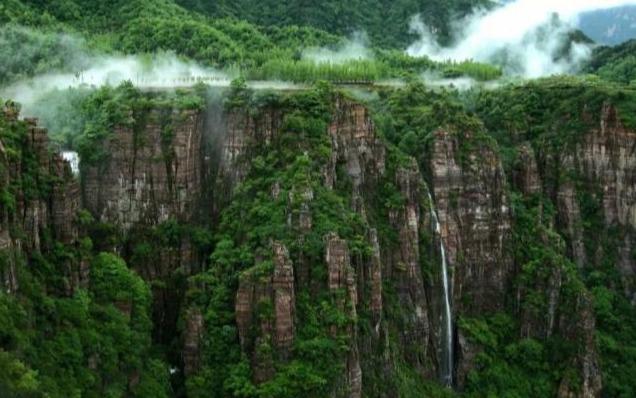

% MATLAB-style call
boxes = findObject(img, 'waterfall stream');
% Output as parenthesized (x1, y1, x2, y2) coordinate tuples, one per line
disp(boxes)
(428, 191, 453, 387)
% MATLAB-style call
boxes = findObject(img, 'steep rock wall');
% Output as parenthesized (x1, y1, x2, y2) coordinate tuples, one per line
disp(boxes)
(428, 129, 512, 315)
(65, 89, 623, 397)
(0, 105, 83, 295)
(565, 104, 636, 300)
(82, 109, 203, 230)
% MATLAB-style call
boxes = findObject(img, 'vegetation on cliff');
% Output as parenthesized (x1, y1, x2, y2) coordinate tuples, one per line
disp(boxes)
(0, 104, 172, 397)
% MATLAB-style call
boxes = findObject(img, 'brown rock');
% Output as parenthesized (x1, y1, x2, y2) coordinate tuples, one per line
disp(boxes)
(272, 242, 295, 354)
(324, 233, 362, 398)
(429, 129, 512, 315)
(183, 308, 204, 376)
(82, 109, 203, 229)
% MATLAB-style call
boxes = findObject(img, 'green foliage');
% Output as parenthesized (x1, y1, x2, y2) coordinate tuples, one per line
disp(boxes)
(0, 0, 506, 90)
(240, 53, 501, 84)
(176, 0, 494, 49)
(590, 284, 636, 397)
(370, 82, 488, 169)
(475, 76, 636, 181)
(0, 349, 42, 397)
(0, 24, 90, 85)
(119, 17, 243, 67)
(27, 86, 93, 148)
(587, 40, 636, 84)
(0, 101, 52, 211)
(246, 58, 389, 83)
(0, 251, 170, 397)
(440, 60, 503, 82)
(224, 77, 252, 109)
(460, 314, 557, 397)
(573, 176, 636, 397)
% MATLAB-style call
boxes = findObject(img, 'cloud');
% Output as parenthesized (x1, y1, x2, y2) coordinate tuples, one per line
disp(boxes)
(1, 53, 231, 115)
(407, 0, 636, 77)
(302, 32, 372, 64)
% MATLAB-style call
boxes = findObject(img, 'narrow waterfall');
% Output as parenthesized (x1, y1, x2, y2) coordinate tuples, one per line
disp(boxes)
(428, 191, 453, 387)
(61, 151, 80, 175)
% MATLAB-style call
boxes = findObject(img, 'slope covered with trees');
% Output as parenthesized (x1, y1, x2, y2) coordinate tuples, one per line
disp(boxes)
(0, 0, 503, 87)
(175, 0, 494, 48)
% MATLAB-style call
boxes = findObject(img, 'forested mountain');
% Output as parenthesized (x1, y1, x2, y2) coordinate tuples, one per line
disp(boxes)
(2, 1, 636, 398)
(175, 0, 493, 47)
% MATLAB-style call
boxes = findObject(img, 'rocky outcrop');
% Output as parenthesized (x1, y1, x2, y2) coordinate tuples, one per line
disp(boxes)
(82, 109, 203, 229)
(79, 108, 205, 343)
(388, 160, 432, 370)
(514, 102, 636, 397)
(235, 242, 296, 383)
(0, 105, 82, 295)
(325, 233, 361, 398)
(557, 293, 603, 398)
(429, 129, 512, 316)
(327, 98, 385, 203)
(368, 229, 383, 323)
(557, 182, 588, 267)
(224, 98, 435, 394)
(513, 143, 541, 195)
(272, 242, 295, 354)
(328, 99, 438, 383)
(560, 104, 636, 299)
(183, 308, 204, 376)
(214, 106, 284, 207)
(327, 99, 387, 332)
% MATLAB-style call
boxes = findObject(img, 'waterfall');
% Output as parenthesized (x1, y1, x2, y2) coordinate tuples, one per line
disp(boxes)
(428, 191, 453, 387)
(61, 151, 80, 175)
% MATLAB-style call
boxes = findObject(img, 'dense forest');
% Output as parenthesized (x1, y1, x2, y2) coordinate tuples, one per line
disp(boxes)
(2, 0, 636, 397)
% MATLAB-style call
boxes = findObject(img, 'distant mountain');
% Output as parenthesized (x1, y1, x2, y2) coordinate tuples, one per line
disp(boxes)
(578, 6, 636, 45)
(494, 1, 636, 45)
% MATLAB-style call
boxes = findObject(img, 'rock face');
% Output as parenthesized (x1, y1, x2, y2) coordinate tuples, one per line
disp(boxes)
(13, 89, 633, 397)
(82, 109, 203, 229)
(224, 98, 435, 395)
(272, 242, 295, 354)
(557, 293, 603, 398)
(429, 129, 513, 316)
(325, 233, 362, 398)
(183, 308, 204, 376)
(78, 107, 206, 349)
(326, 97, 386, 196)
(389, 160, 432, 372)
(428, 129, 514, 388)
(214, 106, 284, 207)
(564, 104, 636, 299)
(514, 103, 636, 398)
(235, 242, 296, 383)
(0, 106, 82, 295)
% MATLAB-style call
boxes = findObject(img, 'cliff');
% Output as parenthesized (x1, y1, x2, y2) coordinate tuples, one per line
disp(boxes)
(0, 101, 165, 396)
(181, 88, 609, 396)
(82, 108, 202, 231)
(3, 80, 635, 397)
(0, 103, 83, 295)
